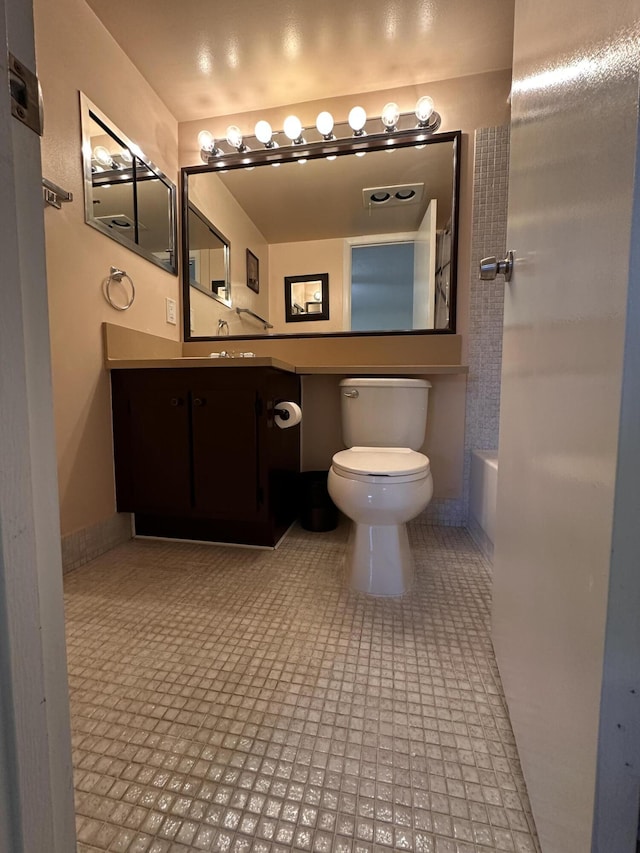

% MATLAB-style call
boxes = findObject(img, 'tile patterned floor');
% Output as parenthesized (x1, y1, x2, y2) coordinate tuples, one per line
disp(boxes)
(64, 523, 540, 853)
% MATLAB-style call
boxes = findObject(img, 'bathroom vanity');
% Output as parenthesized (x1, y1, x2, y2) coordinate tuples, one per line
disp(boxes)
(110, 363, 300, 546)
(104, 323, 469, 547)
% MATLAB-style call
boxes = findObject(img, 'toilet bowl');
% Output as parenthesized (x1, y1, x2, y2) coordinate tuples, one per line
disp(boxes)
(329, 377, 433, 595)
(328, 448, 433, 595)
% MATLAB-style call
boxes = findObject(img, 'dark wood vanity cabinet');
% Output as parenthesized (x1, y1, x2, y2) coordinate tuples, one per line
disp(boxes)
(110, 367, 301, 546)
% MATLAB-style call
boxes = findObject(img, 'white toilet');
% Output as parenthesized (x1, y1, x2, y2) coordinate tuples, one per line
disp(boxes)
(328, 377, 433, 596)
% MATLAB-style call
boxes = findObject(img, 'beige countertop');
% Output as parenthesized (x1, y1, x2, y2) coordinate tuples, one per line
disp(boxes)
(102, 324, 468, 376)
(295, 363, 468, 375)
(105, 356, 297, 372)
(105, 357, 468, 375)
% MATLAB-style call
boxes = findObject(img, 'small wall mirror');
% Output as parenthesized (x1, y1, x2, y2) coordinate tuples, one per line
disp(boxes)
(80, 93, 177, 274)
(187, 202, 231, 307)
(285, 273, 329, 322)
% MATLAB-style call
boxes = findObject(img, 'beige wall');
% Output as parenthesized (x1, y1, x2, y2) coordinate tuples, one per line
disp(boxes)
(269, 239, 344, 334)
(35, 0, 180, 537)
(188, 172, 270, 336)
(38, 5, 510, 541)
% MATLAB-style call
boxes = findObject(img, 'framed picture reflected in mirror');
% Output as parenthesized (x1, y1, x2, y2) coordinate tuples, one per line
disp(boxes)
(285, 273, 329, 322)
(246, 249, 259, 293)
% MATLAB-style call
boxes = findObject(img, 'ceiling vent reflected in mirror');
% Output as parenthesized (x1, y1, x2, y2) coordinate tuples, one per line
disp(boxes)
(94, 214, 148, 231)
(362, 183, 424, 208)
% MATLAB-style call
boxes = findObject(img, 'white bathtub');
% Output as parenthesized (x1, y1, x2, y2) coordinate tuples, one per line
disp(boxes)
(469, 450, 498, 561)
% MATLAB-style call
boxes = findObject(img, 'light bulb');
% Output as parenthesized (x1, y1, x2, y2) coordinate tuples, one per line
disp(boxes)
(197, 130, 215, 151)
(283, 115, 303, 142)
(381, 102, 400, 130)
(93, 145, 113, 167)
(254, 120, 273, 145)
(316, 111, 334, 138)
(348, 106, 367, 133)
(415, 96, 434, 124)
(225, 125, 244, 149)
(120, 147, 133, 164)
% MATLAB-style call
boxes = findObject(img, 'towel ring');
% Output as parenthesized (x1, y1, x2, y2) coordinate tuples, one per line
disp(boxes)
(104, 266, 135, 311)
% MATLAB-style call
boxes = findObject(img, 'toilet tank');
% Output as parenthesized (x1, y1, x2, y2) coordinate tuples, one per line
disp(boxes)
(340, 377, 431, 450)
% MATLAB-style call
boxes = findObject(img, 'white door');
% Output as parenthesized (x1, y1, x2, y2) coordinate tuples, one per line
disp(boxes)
(491, 2, 640, 852)
(0, 0, 76, 850)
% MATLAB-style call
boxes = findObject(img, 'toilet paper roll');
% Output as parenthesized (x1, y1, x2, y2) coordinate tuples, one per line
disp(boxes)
(274, 401, 302, 429)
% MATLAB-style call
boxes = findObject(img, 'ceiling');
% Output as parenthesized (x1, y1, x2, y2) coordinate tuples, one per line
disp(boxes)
(84, 0, 514, 123)
(194, 136, 456, 244)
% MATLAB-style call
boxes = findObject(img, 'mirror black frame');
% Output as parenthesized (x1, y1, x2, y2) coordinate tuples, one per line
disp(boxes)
(285, 273, 329, 322)
(80, 93, 178, 275)
(181, 127, 460, 341)
(187, 202, 232, 307)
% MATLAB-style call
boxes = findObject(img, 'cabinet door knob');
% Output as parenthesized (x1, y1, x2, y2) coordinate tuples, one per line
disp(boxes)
(193, 397, 206, 407)
(169, 397, 183, 407)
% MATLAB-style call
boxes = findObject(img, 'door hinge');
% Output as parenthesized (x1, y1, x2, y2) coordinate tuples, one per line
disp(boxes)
(8, 52, 44, 136)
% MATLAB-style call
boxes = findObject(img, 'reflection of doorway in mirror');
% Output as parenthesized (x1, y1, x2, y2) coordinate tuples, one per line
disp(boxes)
(188, 254, 200, 284)
(413, 199, 437, 330)
(434, 223, 452, 329)
(343, 199, 438, 332)
(290, 280, 323, 315)
(351, 243, 415, 331)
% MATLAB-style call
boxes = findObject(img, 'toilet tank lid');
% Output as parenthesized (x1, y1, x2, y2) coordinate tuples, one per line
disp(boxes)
(340, 377, 432, 388)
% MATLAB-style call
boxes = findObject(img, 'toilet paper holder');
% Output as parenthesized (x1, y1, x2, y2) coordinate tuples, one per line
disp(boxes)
(274, 406, 291, 421)
(270, 400, 302, 429)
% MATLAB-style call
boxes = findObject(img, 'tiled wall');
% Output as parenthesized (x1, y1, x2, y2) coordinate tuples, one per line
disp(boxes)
(421, 125, 510, 527)
(464, 125, 510, 531)
(466, 126, 510, 453)
(61, 512, 132, 573)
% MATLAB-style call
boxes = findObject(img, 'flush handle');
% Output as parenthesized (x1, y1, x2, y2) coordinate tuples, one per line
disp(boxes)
(479, 250, 514, 282)
(343, 389, 359, 398)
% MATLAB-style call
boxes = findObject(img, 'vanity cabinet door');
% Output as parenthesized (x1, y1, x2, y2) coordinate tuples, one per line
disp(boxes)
(111, 369, 192, 514)
(111, 366, 301, 545)
(190, 376, 260, 518)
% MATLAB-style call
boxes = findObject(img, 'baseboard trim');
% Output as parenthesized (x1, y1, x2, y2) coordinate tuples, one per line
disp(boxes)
(61, 513, 133, 573)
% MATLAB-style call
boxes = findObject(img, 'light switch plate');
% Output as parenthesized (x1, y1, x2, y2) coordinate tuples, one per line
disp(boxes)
(165, 297, 177, 325)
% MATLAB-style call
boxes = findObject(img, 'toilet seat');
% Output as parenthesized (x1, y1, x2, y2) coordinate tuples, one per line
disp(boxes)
(332, 447, 430, 484)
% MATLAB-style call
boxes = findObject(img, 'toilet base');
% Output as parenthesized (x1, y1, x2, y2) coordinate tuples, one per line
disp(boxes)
(347, 522, 414, 596)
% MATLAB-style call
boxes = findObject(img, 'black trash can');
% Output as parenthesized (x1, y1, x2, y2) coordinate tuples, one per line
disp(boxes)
(299, 470, 338, 532)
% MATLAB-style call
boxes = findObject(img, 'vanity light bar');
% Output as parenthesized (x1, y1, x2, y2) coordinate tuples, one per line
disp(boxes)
(197, 98, 441, 164)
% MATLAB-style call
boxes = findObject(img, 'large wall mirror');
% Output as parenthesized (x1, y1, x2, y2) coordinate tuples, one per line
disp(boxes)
(80, 93, 178, 275)
(182, 126, 460, 340)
